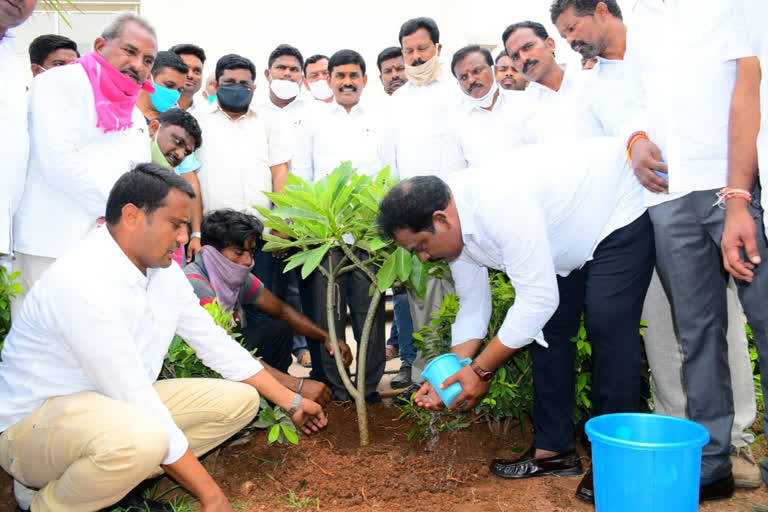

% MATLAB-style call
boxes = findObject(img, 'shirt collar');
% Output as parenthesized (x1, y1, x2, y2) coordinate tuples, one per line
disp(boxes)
(330, 100, 364, 115)
(96, 227, 149, 288)
(525, 64, 572, 97)
(211, 102, 258, 121)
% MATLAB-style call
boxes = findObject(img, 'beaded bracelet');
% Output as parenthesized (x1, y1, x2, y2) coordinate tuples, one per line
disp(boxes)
(714, 187, 753, 208)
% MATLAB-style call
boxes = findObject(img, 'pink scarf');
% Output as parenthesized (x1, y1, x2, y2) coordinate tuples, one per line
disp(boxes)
(76, 51, 155, 133)
(199, 245, 255, 313)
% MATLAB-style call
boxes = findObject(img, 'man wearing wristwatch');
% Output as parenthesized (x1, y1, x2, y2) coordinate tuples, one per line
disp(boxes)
(377, 137, 652, 498)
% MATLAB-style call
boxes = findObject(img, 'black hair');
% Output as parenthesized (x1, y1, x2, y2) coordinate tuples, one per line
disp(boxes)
(399, 17, 440, 45)
(501, 21, 550, 47)
(201, 209, 264, 251)
(151, 50, 189, 77)
(155, 109, 203, 151)
(550, 0, 623, 24)
(377, 176, 451, 240)
(268, 44, 304, 71)
(494, 51, 510, 65)
(303, 54, 328, 75)
(105, 163, 195, 225)
(450, 45, 493, 78)
(215, 53, 256, 81)
(376, 46, 402, 72)
(29, 34, 79, 66)
(169, 43, 207, 64)
(328, 49, 366, 76)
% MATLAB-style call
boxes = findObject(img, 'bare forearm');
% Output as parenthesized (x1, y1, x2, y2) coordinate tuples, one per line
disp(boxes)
(261, 361, 300, 392)
(271, 163, 289, 195)
(728, 57, 761, 191)
(456, 336, 517, 372)
(162, 449, 227, 507)
(277, 306, 327, 342)
(242, 368, 296, 411)
(183, 174, 203, 231)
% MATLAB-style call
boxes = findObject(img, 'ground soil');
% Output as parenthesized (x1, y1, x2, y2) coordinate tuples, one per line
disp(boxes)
(3, 401, 763, 512)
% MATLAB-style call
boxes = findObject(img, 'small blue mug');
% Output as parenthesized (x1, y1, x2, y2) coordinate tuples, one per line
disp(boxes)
(420, 353, 472, 407)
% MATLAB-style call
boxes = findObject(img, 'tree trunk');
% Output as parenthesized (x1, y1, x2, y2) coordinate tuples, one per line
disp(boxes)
(353, 287, 382, 447)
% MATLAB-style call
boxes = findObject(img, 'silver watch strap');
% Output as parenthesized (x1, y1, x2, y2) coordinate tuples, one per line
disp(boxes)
(287, 392, 302, 416)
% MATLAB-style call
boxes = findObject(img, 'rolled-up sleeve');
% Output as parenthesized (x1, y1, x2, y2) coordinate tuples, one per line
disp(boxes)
(449, 256, 491, 345)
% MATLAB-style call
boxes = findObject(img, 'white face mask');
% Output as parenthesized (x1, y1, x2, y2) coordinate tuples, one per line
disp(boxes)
(466, 69, 499, 109)
(270, 78, 300, 100)
(307, 79, 333, 100)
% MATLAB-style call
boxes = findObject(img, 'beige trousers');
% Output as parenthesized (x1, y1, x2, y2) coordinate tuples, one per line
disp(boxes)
(0, 378, 260, 512)
(10, 252, 56, 320)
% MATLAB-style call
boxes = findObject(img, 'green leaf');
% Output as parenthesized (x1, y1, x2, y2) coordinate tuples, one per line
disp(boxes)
(301, 243, 332, 279)
(377, 251, 398, 292)
(408, 255, 429, 299)
(281, 424, 299, 445)
(369, 237, 388, 251)
(268, 424, 280, 444)
(395, 247, 413, 282)
(271, 206, 326, 222)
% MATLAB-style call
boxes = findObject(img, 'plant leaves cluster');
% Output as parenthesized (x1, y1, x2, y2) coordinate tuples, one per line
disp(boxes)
(0, 266, 22, 361)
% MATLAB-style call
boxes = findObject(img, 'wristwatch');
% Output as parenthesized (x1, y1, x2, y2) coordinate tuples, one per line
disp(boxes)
(287, 392, 302, 416)
(470, 360, 495, 382)
(190, 232, 201, 239)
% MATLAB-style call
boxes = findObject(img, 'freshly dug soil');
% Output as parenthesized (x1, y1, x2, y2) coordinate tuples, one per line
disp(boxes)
(2, 402, 767, 511)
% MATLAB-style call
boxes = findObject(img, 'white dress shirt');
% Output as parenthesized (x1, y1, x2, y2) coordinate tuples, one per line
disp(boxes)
(446, 138, 632, 349)
(292, 101, 396, 182)
(0, 228, 263, 465)
(13, 63, 149, 259)
(516, 65, 602, 145)
(193, 103, 291, 218)
(459, 90, 525, 168)
(0, 31, 29, 255)
(626, 0, 743, 207)
(388, 71, 467, 179)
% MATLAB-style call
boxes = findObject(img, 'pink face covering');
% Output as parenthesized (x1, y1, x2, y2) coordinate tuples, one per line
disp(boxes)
(76, 51, 155, 133)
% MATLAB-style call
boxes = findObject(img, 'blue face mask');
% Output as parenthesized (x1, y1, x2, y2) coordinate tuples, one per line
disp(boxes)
(150, 83, 181, 112)
(207, 93, 217, 104)
(175, 152, 200, 175)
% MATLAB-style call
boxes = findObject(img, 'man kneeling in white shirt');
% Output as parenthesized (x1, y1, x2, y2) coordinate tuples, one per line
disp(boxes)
(0, 164, 327, 512)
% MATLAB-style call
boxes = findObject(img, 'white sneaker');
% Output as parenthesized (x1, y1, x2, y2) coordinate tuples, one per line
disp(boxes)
(731, 445, 762, 489)
(13, 480, 37, 511)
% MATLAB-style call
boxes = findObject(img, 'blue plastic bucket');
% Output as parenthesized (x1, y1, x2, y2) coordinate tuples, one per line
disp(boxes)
(420, 354, 472, 407)
(585, 413, 710, 512)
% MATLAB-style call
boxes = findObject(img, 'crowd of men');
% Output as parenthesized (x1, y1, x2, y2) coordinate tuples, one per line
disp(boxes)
(1, 0, 768, 510)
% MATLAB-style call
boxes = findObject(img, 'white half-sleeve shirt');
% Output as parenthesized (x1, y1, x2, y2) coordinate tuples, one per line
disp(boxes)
(0, 228, 263, 465)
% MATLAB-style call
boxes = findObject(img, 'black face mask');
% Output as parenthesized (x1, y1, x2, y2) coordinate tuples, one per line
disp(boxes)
(216, 84, 254, 112)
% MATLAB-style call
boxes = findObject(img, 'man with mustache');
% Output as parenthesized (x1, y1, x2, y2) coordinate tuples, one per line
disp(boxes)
(501, 18, 656, 504)
(293, 49, 394, 402)
(303, 54, 333, 104)
(388, 17, 468, 392)
(451, 45, 524, 167)
(1, 165, 328, 512)
(13, 12, 156, 310)
(377, 46, 408, 95)
(494, 51, 528, 91)
(0, 0, 36, 276)
(550, 0, 762, 494)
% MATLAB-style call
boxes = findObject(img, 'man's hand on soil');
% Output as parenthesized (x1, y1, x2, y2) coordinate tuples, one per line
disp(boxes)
(414, 382, 444, 410)
(291, 398, 328, 434)
(442, 365, 490, 413)
(199, 492, 233, 512)
(300, 379, 332, 406)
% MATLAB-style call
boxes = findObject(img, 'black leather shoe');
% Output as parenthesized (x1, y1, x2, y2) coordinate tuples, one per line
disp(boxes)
(699, 474, 735, 502)
(575, 468, 594, 503)
(490, 446, 584, 479)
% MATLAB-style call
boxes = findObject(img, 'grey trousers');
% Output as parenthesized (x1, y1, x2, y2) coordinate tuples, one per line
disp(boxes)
(643, 271, 756, 448)
(648, 189, 768, 480)
(307, 248, 385, 400)
(406, 274, 455, 383)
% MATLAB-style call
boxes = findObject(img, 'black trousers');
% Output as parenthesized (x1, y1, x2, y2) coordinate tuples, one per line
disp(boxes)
(532, 212, 655, 452)
(237, 318, 293, 373)
(307, 247, 385, 401)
